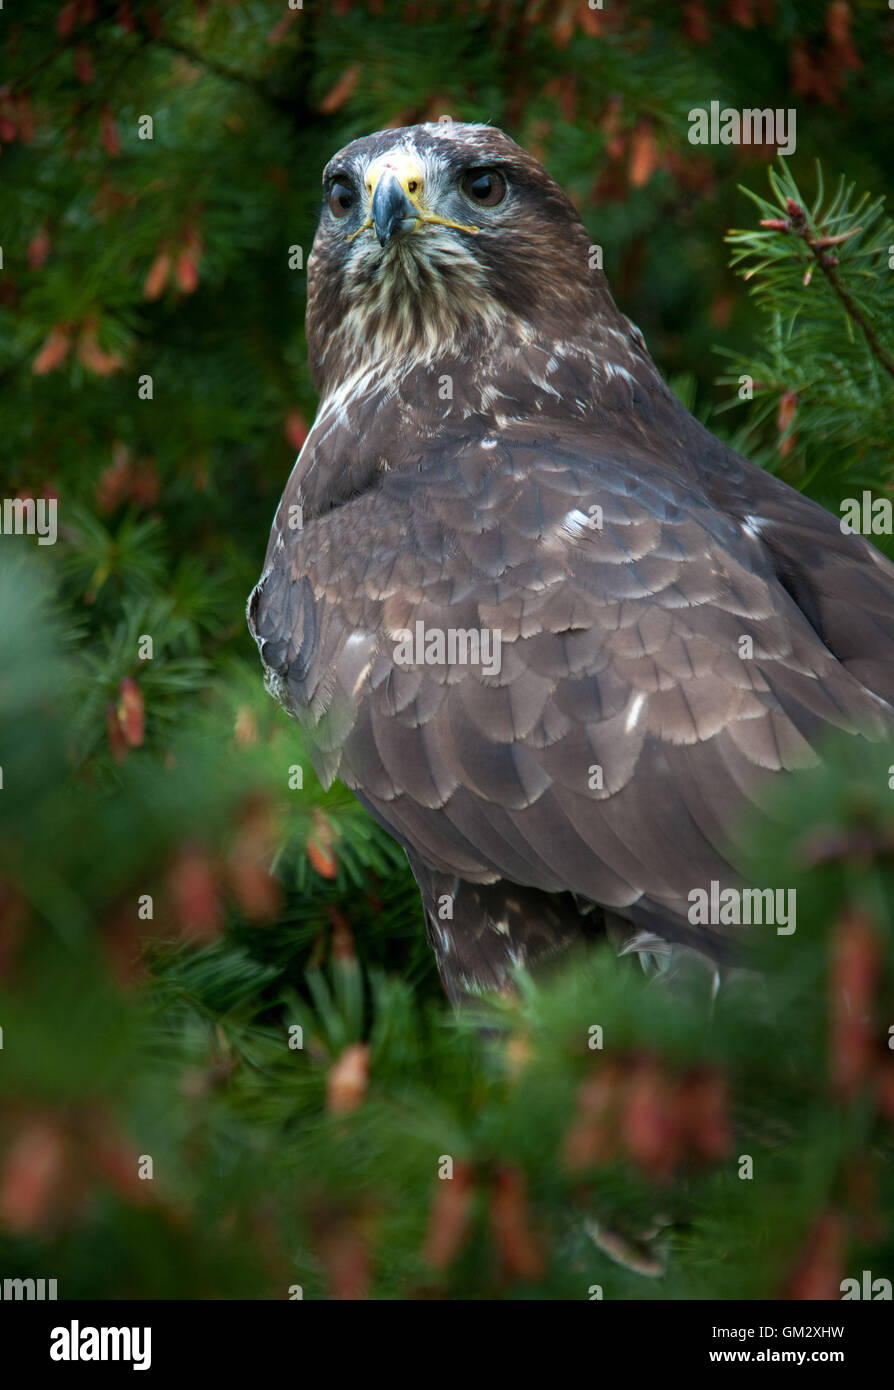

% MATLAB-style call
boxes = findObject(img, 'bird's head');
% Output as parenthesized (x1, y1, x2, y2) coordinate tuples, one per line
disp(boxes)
(306, 121, 624, 395)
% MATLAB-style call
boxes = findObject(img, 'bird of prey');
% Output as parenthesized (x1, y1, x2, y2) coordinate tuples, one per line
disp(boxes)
(248, 121, 894, 1004)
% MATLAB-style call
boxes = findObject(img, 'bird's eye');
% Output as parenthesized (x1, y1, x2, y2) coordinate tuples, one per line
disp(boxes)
(460, 169, 507, 208)
(328, 178, 356, 219)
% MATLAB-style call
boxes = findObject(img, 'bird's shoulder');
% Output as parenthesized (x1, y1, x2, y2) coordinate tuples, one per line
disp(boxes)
(248, 413, 890, 774)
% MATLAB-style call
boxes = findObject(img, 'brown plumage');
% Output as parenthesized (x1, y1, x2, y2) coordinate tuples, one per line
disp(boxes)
(248, 122, 894, 1002)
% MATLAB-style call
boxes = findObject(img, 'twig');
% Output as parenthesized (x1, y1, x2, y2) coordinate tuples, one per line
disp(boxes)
(6, 2, 310, 127)
(762, 199, 894, 385)
(147, 33, 309, 123)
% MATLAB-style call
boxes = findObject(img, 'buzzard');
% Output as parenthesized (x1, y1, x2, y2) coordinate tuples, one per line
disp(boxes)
(248, 121, 894, 1003)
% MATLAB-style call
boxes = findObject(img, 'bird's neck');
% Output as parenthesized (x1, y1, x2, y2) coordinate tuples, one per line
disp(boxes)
(293, 313, 673, 521)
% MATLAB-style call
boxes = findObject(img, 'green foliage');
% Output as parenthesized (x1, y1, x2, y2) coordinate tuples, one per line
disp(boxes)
(718, 161, 894, 525)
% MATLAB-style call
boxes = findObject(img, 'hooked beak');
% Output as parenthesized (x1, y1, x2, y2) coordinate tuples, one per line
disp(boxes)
(371, 171, 418, 247)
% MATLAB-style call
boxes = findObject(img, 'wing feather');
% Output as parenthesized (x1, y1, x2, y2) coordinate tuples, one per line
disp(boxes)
(249, 420, 894, 956)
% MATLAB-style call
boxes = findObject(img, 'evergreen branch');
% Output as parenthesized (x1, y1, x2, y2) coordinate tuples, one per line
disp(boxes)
(5, 1, 311, 126)
(771, 197, 894, 385)
(144, 32, 311, 124)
